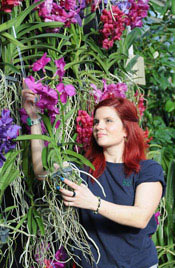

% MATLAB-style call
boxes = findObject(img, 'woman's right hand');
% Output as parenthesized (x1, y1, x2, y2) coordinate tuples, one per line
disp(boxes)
(22, 80, 40, 119)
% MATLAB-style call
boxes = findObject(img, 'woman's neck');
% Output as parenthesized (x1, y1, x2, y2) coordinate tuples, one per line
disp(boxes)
(103, 145, 124, 163)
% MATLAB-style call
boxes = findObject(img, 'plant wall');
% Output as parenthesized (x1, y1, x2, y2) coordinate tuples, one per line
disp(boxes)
(0, 0, 174, 267)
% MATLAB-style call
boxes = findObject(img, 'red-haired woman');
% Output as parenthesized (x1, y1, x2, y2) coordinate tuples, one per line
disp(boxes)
(22, 90, 165, 268)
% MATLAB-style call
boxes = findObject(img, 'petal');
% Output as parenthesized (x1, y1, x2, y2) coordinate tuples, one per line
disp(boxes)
(64, 84, 76, 96)
(56, 83, 65, 93)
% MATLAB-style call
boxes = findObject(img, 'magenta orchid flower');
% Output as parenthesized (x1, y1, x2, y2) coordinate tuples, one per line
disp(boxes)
(154, 211, 161, 225)
(24, 76, 43, 93)
(24, 77, 59, 130)
(54, 58, 66, 81)
(56, 83, 76, 103)
(90, 80, 128, 103)
(90, 84, 103, 103)
(32, 52, 51, 72)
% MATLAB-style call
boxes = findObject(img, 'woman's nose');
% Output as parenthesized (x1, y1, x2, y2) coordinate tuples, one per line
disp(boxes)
(95, 121, 104, 130)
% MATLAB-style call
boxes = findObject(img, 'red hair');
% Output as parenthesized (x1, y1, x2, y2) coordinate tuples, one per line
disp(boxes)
(85, 97, 147, 178)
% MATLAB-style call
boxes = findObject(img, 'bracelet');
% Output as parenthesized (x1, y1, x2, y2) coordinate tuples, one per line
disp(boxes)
(93, 196, 101, 214)
(27, 116, 41, 126)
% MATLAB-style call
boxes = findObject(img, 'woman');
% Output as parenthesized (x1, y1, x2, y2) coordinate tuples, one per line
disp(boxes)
(22, 89, 165, 268)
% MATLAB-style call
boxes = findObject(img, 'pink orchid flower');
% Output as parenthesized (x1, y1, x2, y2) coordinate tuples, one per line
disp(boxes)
(44, 259, 53, 268)
(56, 83, 76, 103)
(90, 84, 103, 103)
(32, 52, 51, 72)
(55, 58, 66, 81)
(24, 76, 43, 93)
(90, 81, 128, 103)
(154, 211, 161, 225)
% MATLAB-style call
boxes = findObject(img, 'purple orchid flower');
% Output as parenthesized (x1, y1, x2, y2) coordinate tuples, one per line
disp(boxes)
(117, 1, 131, 14)
(56, 83, 76, 103)
(0, 109, 13, 128)
(54, 58, 66, 81)
(32, 52, 51, 72)
(0, 109, 21, 167)
(0, 110, 21, 140)
(0, 144, 6, 168)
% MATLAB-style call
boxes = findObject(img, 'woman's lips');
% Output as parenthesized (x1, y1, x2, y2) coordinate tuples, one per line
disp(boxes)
(97, 133, 106, 138)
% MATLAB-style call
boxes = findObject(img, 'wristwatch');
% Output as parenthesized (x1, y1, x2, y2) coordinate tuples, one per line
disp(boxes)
(27, 116, 41, 126)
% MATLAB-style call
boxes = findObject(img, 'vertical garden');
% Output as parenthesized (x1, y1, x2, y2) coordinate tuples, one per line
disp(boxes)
(0, 0, 175, 267)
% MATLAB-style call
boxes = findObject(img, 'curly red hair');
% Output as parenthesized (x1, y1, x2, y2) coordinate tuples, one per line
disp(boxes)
(85, 97, 147, 178)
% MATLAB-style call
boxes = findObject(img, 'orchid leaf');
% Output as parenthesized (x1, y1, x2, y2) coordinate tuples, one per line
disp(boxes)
(18, 22, 64, 38)
(18, 44, 61, 53)
(63, 150, 95, 170)
(122, 28, 142, 55)
(41, 114, 53, 138)
(4, 206, 18, 213)
(15, 134, 52, 142)
(0, 0, 45, 32)
(23, 33, 69, 43)
(0, 150, 21, 175)
(83, 10, 96, 26)
(1, 32, 26, 48)
(42, 147, 48, 170)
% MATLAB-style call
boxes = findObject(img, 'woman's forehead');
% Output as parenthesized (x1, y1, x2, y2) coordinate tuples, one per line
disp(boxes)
(95, 106, 118, 117)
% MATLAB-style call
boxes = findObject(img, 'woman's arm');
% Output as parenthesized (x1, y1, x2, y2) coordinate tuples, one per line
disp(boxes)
(22, 86, 46, 177)
(59, 179, 162, 229)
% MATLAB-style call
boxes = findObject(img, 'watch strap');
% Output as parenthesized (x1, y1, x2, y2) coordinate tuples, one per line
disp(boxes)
(27, 116, 41, 126)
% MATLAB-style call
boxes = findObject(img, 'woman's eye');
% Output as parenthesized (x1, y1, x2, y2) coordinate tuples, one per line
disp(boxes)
(93, 120, 98, 125)
(106, 119, 112, 122)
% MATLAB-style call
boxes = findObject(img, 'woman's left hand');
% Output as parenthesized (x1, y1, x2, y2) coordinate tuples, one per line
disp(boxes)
(59, 178, 98, 211)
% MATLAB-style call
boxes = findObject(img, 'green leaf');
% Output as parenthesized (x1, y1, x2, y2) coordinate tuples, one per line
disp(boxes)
(4, 206, 18, 213)
(0, 169, 19, 202)
(123, 28, 142, 54)
(19, 44, 61, 53)
(165, 100, 175, 112)
(0, 62, 21, 74)
(27, 207, 33, 234)
(125, 55, 140, 72)
(33, 209, 45, 236)
(42, 147, 48, 170)
(15, 134, 52, 142)
(83, 11, 96, 26)
(0, 0, 45, 32)
(18, 22, 64, 37)
(22, 33, 69, 43)
(0, 32, 26, 48)
(0, 150, 21, 173)
(13, 214, 27, 232)
(63, 150, 95, 170)
(41, 114, 53, 137)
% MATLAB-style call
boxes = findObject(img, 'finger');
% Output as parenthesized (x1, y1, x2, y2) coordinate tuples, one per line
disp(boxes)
(23, 92, 36, 98)
(59, 187, 75, 197)
(63, 178, 79, 190)
(22, 94, 38, 104)
(63, 201, 73, 207)
(22, 79, 28, 90)
(53, 163, 60, 170)
(22, 89, 35, 95)
(62, 195, 75, 202)
(81, 183, 87, 188)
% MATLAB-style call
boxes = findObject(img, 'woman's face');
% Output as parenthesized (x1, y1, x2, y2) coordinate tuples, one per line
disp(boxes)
(93, 106, 126, 149)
